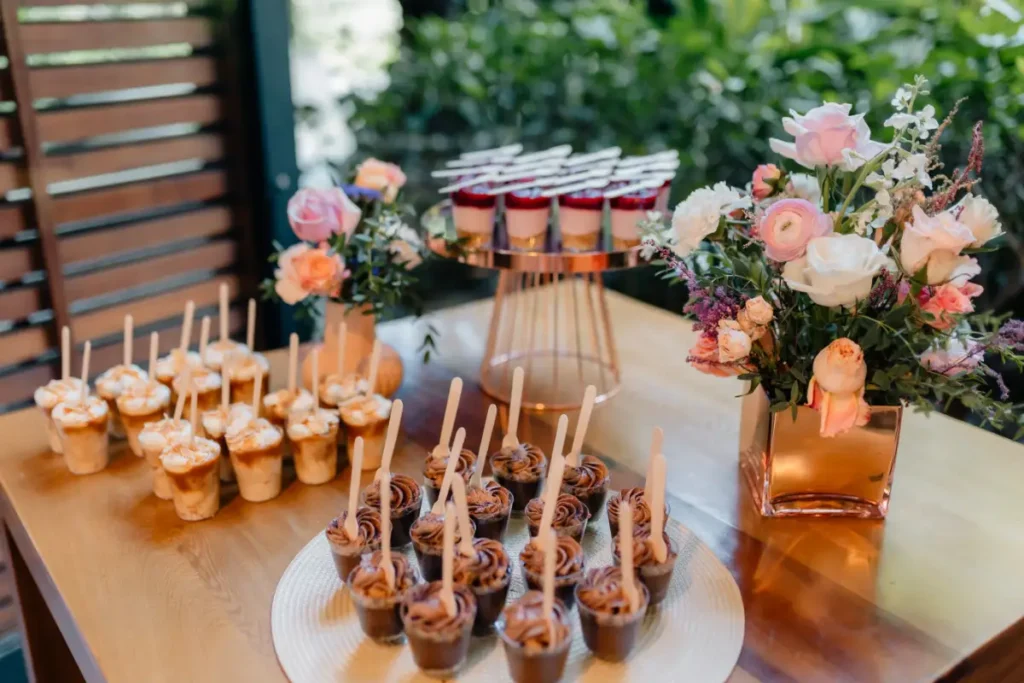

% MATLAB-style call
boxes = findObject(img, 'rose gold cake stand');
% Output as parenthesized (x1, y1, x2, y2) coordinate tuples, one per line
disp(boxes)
(424, 200, 645, 412)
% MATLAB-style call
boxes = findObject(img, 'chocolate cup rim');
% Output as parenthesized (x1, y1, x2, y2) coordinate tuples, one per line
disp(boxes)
(520, 560, 585, 588)
(611, 535, 680, 576)
(574, 582, 651, 625)
(560, 476, 611, 497)
(495, 611, 573, 656)
(327, 534, 383, 559)
(461, 564, 512, 596)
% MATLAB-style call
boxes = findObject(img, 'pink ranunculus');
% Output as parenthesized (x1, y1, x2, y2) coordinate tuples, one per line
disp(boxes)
(687, 334, 745, 378)
(769, 103, 886, 171)
(751, 164, 782, 200)
(354, 158, 407, 203)
(287, 187, 361, 243)
(920, 284, 974, 330)
(759, 198, 833, 262)
(806, 338, 871, 438)
(920, 337, 982, 377)
(274, 243, 348, 305)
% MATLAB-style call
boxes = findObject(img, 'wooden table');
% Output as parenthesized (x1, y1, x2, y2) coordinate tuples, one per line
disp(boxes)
(2, 290, 1023, 683)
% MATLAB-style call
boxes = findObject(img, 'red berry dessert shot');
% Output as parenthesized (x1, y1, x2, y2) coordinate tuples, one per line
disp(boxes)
(610, 186, 657, 250)
(558, 189, 605, 252)
(452, 183, 496, 249)
(505, 188, 551, 251)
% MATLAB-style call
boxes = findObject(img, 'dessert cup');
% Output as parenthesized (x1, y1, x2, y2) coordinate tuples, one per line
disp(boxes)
(466, 480, 513, 541)
(497, 592, 572, 683)
(154, 349, 203, 402)
(339, 393, 392, 471)
(558, 189, 605, 252)
(490, 443, 547, 515)
(34, 378, 87, 453)
(361, 474, 422, 549)
(349, 551, 418, 643)
(655, 178, 672, 213)
(52, 397, 110, 475)
(95, 364, 147, 439)
(201, 402, 254, 482)
(287, 408, 340, 485)
(519, 535, 585, 610)
(607, 487, 671, 539)
(451, 183, 496, 249)
(202, 338, 248, 373)
(172, 367, 222, 419)
(453, 537, 511, 635)
(116, 381, 171, 458)
(560, 454, 610, 522)
(612, 530, 678, 606)
(139, 418, 192, 499)
(610, 187, 657, 250)
(262, 388, 315, 430)
(525, 492, 590, 543)
(319, 372, 368, 410)
(401, 582, 477, 678)
(161, 437, 221, 522)
(225, 352, 270, 409)
(505, 188, 550, 251)
(410, 512, 474, 582)
(226, 417, 285, 502)
(325, 507, 382, 583)
(576, 566, 650, 661)
(422, 447, 476, 508)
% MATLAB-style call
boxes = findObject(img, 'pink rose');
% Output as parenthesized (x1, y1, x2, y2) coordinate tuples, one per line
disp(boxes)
(687, 334, 745, 378)
(354, 158, 406, 203)
(900, 206, 974, 284)
(274, 243, 348, 305)
(287, 188, 361, 243)
(920, 337, 981, 377)
(759, 198, 833, 262)
(769, 103, 886, 171)
(751, 164, 782, 200)
(920, 284, 974, 330)
(806, 338, 871, 438)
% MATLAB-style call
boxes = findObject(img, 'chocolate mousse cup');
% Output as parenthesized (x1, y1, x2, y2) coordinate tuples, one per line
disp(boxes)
(576, 567, 650, 662)
(361, 474, 422, 549)
(490, 443, 547, 515)
(466, 480, 513, 541)
(561, 455, 610, 522)
(410, 512, 475, 582)
(525, 493, 590, 543)
(422, 447, 476, 508)
(497, 592, 572, 683)
(520, 536, 585, 610)
(401, 582, 477, 678)
(607, 487, 671, 539)
(349, 551, 418, 643)
(325, 507, 382, 583)
(613, 532, 678, 606)
(453, 537, 512, 635)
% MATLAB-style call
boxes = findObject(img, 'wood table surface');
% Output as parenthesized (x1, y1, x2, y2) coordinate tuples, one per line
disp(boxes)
(2, 289, 1023, 683)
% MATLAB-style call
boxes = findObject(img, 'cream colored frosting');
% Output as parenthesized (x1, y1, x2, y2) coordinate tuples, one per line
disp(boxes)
(116, 381, 171, 416)
(172, 366, 222, 394)
(52, 396, 108, 428)
(226, 352, 269, 382)
(95, 364, 148, 399)
(138, 419, 192, 452)
(287, 408, 340, 440)
(160, 436, 220, 473)
(201, 403, 254, 438)
(339, 394, 391, 426)
(203, 339, 248, 371)
(34, 378, 87, 410)
(225, 417, 282, 452)
(154, 349, 203, 380)
(263, 388, 314, 420)
(320, 373, 368, 406)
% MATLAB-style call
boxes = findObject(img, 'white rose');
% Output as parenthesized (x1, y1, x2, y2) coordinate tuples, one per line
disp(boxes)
(785, 173, 822, 204)
(958, 195, 1002, 247)
(900, 205, 974, 284)
(783, 234, 892, 308)
(717, 320, 752, 363)
(671, 182, 749, 257)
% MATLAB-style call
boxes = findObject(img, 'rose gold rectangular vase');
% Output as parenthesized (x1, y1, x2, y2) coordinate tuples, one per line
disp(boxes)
(739, 386, 903, 519)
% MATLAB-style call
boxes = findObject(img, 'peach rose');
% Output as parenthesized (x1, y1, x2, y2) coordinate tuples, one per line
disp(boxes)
(737, 296, 774, 341)
(752, 164, 782, 200)
(274, 243, 347, 305)
(900, 206, 974, 284)
(717, 320, 752, 363)
(920, 284, 974, 330)
(287, 187, 361, 243)
(806, 338, 871, 438)
(688, 334, 745, 378)
(759, 198, 832, 262)
(354, 158, 406, 203)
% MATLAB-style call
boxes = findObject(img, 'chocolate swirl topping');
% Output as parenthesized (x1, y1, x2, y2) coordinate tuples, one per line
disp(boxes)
(519, 535, 585, 578)
(577, 566, 647, 615)
(423, 448, 476, 488)
(615, 528, 676, 567)
(410, 512, 469, 550)
(402, 582, 476, 634)
(490, 443, 547, 482)
(525, 493, 590, 530)
(350, 551, 416, 600)
(325, 507, 382, 551)
(362, 473, 422, 515)
(501, 591, 571, 652)
(562, 455, 610, 490)
(466, 480, 512, 519)
(607, 487, 657, 528)
(453, 538, 510, 590)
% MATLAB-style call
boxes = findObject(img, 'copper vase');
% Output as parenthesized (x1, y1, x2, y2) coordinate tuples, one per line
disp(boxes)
(739, 386, 902, 519)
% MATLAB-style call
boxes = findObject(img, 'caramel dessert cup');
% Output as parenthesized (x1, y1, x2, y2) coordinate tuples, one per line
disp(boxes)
(410, 512, 474, 583)
(34, 378, 87, 453)
(401, 582, 477, 678)
(117, 381, 171, 457)
(453, 537, 511, 635)
(201, 402, 254, 482)
(172, 368, 222, 420)
(262, 387, 314, 430)
(319, 372, 368, 410)
(52, 396, 110, 475)
(95, 364, 147, 439)
(576, 566, 650, 661)
(423, 447, 476, 508)
(612, 529, 678, 606)
(340, 393, 392, 471)
(202, 338, 248, 373)
(225, 352, 269, 408)
(160, 437, 221, 521)
(225, 417, 285, 503)
(153, 349, 202, 401)
(497, 591, 572, 683)
(361, 473, 422, 549)
(525, 493, 590, 543)
(326, 507, 382, 583)
(560, 454, 610, 522)
(349, 551, 418, 643)
(139, 418, 193, 500)
(287, 408, 340, 485)
(466, 480, 513, 541)
(519, 535, 585, 610)
(490, 442, 547, 515)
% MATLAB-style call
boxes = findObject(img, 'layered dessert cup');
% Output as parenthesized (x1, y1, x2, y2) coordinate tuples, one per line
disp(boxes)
(262, 387, 314, 430)
(325, 507, 382, 583)
(361, 474, 422, 549)
(117, 381, 171, 457)
(225, 417, 285, 502)
(497, 591, 572, 683)
(610, 187, 658, 250)
(225, 352, 270, 408)
(490, 443, 547, 515)
(524, 492, 590, 543)
(453, 537, 512, 635)
(607, 487, 671, 539)
(153, 349, 203, 402)
(505, 188, 551, 251)
(410, 512, 474, 582)
(202, 338, 247, 373)
(52, 396, 110, 475)
(160, 437, 222, 522)
(560, 455, 610, 521)
(287, 408, 340, 485)
(139, 418, 192, 499)
(401, 582, 477, 678)
(612, 529, 678, 606)
(576, 566, 650, 661)
(201, 402, 254, 482)
(422, 447, 476, 508)
(349, 552, 418, 643)
(558, 189, 605, 251)
(95, 364, 147, 439)
(466, 480, 513, 541)
(519, 535, 585, 609)
(339, 394, 392, 471)
(655, 178, 672, 213)
(34, 378, 87, 453)
(319, 372, 368, 410)
(172, 367, 222, 419)
(451, 183, 496, 250)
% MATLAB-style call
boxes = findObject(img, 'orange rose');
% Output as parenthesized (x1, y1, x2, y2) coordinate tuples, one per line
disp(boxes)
(274, 244, 347, 304)
(354, 158, 406, 203)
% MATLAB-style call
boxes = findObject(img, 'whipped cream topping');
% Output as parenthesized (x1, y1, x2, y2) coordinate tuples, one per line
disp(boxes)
(287, 408, 340, 440)
(225, 352, 269, 382)
(201, 403, 254, 438)
(154, 349, 202, 380)
(95, 364, 148, 399)
(172, 366, 222, 394)
(116, 381, 171, 416)
(577, 566, 647, 615)
(138, 419, 192, 452)
(203, 339, 248, 371)
(160, 436, 220, 473)
(52, 396, 108, 427)
(225, 417, 283, 452)
(453, 537, 510, 590)
(491, 443, 547, 482)
(525, 492, 590, 530)
(520, 535, 585, 578)
(34, 378, 87, 410)
(326, 507, 382, 551)
(501, 591, 571, 652)
(320, 373, 369, 407)
(466, 480, 512, 519)
(350, 552, 416, 600)
(263, 388, 314, 421)
(401, 582, 476, 635)
(339, 393, 391, 426)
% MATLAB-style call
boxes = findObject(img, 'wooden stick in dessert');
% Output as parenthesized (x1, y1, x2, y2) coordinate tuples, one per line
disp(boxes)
(189, 387, 199, 440)
(649, 452, 669, 563)
(433, 377, 463, 459)
(198, 316, 210, 359)
(287, 333, 298, 394)
(173, 367, 191, 423)
(178, 300, 195, 354)
(246, 299, 256, 350)
(250, 362, 262, 413)
(540, 178, 608, 198)
(61, 325, 70, 380)
(501, 367, 525, 449)
(379, 468, 395, 590)
(449, 475, 474, 557)
(542, 527, 558, 643)
(366, 339, 382, 396)
(123, 315, 133, 367)
(432, 427, 467, 514)
(645, 426, 664, 502)
(567, 384, 597, 467)
(343, 437, 365, 540)
(335, 321, 346, 375)
(220, 361, 229, 410)
(379, 399, 403, 475)
(472, 403, 497, 489)
(79, 341, 91, 403)
(532, 414, 569, 547)
(311, 349, 320, 406)
(440, 501, 457, 616)
(219, 283, 230, 344)
(149, 332, 159, 384)
(436, 173, 497, 194)
(619, 500, 641, 612)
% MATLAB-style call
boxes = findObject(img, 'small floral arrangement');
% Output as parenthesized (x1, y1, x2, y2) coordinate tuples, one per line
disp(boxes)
(644, 76, 1024, 438)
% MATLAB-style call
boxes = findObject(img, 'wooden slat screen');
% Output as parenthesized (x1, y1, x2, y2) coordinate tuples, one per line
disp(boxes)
(0, 0, 259, 413)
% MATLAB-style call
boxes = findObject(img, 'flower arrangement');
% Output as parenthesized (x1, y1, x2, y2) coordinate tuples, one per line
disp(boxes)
(644, 76, 1024, 439)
